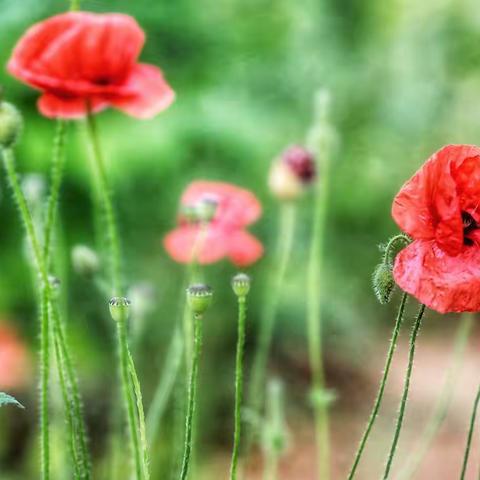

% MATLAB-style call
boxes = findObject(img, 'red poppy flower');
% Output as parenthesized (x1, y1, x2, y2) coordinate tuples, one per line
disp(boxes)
(392, 144, 480, 313)
(0, 323, 30, 390)
(7, 12, 174, 119)
(164, 181, 263, 266)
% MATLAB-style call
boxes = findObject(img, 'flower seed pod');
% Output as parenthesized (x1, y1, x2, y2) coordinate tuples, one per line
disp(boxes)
(186, 284, 213, 316)
(71, 245, 100, 277)
(0, 101, 22, 148)
(373, 262, 395, 305)
(109, 297, 131, 323)
(231, 273, 251, 297)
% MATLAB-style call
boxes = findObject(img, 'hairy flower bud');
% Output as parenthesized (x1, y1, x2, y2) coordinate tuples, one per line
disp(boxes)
(71, 245, 100, 277)
(109, 297, 131, 323)
(0, 101, 22, 148)
(231, 273, 251, 297)
(268, 145, 316, 201)
(373, 262, 395, 305)
(186, 284, 213, 316)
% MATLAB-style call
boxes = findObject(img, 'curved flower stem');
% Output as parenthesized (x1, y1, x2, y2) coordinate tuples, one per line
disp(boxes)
(116, 317, 143, 480)
(2, 148, 52, 480)
(382, 303, 426, 480)
(43, 120, 66, 264)
(230, 295, 247, 480)
(248, 203, 296, 439)
(397, 314, 473, 480)
(179, 312, 203, 480)
(459, 383, 480, 480)
(85, 108, 122, 296)
(128, 350, 150, 480)
(347, 293, 408, 480)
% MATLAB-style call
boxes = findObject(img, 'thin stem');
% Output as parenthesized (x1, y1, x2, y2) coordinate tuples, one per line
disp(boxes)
(179, 313, 203, 480)
(128, 349, 150, 480)
(397, 314, 473, 480)
(230, 296, 247, 480)
(146, 326, 184, 445)
(248, 203, 296, 436)
(117, 319, 143, 480)
(85, 108, 122, 296)
(382, 304, 426, 480)
(69, 0, 80, 10)
(347, 293, 408, 480)
(2, 148, 51, 480)
(307, 119, 333, 480)
(43, 120, 66, 265)
(460, 384, 480, 480)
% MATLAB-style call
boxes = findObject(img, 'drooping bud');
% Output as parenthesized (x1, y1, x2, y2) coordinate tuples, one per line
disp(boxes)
(0, 101, 23, 148)
(71, 245, 100, 277)
(231, 273, 251, 297)
(109, 297, 131, 323)
(373, 262, 395, 305)
(186, 284, 213, 316)
(268, 145, 316, 201)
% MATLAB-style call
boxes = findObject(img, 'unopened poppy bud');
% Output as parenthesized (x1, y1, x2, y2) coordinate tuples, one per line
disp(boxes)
(373, 262, 395, 305)
(0, 101, 22, 148)
(268, 145, 316, 201)
(186, 284, 213, 316)
(71, 245, 100, 276)
(196, 196, 218, 223)
(109, 297, 131, 323)
(231, 273, 251, 297)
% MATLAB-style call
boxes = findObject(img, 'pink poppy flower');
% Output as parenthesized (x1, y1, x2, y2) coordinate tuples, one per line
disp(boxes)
(0, 323, 30, 390)
(164, 181, 264, 266)
(7, 12, 174, 119)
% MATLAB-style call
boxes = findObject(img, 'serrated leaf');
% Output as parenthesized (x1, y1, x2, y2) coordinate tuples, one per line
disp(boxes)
(0, 392, 24, 409)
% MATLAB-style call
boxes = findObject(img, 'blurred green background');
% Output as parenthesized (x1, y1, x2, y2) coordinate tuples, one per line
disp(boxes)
(1, 0, 480, 478)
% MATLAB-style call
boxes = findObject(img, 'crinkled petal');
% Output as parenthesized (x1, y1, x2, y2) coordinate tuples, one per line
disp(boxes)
(393, 239, 480, 313)
(181, 181, 262, 228)
(8, 12, 144, 93)
(110, 64, 175, 119)
(227, 230, 264, 267)
(38, 92, 107, 119)
(163, 225, 228, 265)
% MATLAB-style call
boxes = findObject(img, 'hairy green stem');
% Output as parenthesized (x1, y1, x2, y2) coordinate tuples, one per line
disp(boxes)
(248, 203, 296, 439)
(397, 314, 473, 480)
(2, 148, 52, 480)
(85, 108, 122, 296)
(230, 296, 247, 480)
(382, 304, 426, 480)
(116, 318, 143, 480)
(347, 293, 408, 479)
(459, 384, 480, 480)
(179, 313, 203, 480)
(128, 350, 150, 480)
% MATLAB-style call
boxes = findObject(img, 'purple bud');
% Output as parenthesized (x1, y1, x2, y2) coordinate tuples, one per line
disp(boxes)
(281, 145, 316, 184)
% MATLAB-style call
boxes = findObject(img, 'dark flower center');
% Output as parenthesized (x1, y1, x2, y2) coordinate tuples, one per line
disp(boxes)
(462, 211, 478, 245)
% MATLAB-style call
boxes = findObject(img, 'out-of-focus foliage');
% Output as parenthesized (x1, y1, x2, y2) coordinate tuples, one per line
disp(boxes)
(0, 0, 479, 476)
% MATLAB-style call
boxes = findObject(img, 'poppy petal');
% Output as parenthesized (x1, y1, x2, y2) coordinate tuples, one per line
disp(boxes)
(38, 93, 107, 119)
(227, 230, 264, 267)
(393, 239, 480, 313)
(163, 226, 228, 265)
(111, 64, 175, 119)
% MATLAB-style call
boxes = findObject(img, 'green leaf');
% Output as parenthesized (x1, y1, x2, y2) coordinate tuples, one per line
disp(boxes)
(0, 392, 24, 409)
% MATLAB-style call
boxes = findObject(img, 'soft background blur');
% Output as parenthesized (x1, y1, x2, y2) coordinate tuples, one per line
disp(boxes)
(1, 0, 480, 478)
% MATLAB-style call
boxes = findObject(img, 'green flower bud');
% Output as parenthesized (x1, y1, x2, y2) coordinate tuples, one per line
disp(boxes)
(186, 284, 213, 316)
(0, 102, 22, 148)
(71, 245, 100, 276)
(231, 273, 251, 297)
(373, 262, 395, 305)
(109, 297, 131, 322)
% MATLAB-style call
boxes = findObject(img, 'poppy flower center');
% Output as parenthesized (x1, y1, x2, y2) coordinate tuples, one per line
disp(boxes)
(462, 211, 478, 246)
